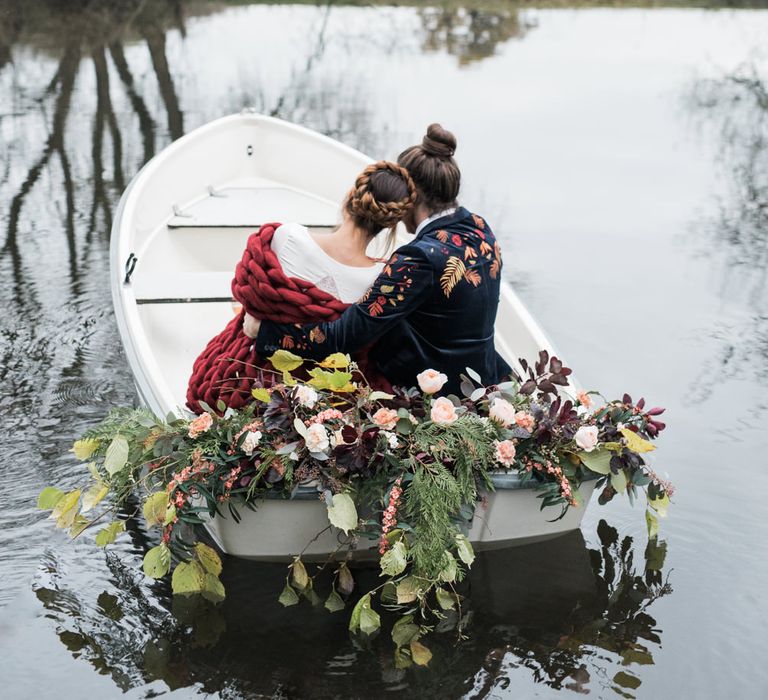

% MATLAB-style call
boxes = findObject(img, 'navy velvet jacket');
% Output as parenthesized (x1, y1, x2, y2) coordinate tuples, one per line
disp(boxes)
(255, 207, 512, 394)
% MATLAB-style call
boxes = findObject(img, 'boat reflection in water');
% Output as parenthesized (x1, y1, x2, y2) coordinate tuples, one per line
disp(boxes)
(32, 521, 671, 698)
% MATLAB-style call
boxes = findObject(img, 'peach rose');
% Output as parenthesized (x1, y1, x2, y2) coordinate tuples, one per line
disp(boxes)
(574, 425, 599, 452)
(430, 397, 458, 425)
(305, 423, 330, 453)
(372, 407, 399, 431)
(514, 411, 535, 432)
(188, 412, 213, 438)
(489, 398, 516, 427)
(576, 390, 593, 409)
(417, 368, 448, 395)
(494, 439, 517, 467)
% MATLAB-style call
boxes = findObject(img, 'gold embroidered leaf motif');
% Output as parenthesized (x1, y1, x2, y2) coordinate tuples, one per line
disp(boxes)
(436, 229, 449, 243)
(379, 284, 395, 294)
(490, 259, 500, 280)
(464, 268, 481, 287)
(309, 327, 326, 344)
(281, 335, 295, 349)
(440, 256, 466, 298)
(472, 213, 485, 229)
(480, 240, 493, 255)
(464, 246, 477, 261)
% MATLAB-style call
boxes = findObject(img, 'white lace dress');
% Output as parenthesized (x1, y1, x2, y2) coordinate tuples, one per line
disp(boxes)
(270, 223, 383, 304)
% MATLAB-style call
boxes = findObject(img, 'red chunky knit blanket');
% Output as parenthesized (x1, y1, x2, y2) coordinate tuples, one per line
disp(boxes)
(186, 223, 351, 414)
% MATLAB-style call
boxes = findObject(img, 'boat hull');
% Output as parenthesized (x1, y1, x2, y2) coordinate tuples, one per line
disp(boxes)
(200, 480, 597, 562)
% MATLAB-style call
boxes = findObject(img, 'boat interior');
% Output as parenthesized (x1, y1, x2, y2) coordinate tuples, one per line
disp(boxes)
(118, 116, 551, 416)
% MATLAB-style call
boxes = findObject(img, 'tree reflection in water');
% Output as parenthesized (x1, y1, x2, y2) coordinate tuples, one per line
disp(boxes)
(689, 66, 768, 396)
(32, 521, 671, 698)
(419, 2, 535, 66)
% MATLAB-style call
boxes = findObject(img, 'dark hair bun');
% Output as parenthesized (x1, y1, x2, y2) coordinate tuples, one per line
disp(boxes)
(421, 123, 457, 158)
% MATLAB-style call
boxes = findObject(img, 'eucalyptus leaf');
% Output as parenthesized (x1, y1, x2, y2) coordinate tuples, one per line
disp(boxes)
(396, 577, 422, 604)
(291, 558, 309, 590)
(104, 436, 129, 476)
(436, 587, 456, 610)
(380, 540, 408, 577)
(326, 493, 358, 534)
(37, 487, 65, 510)
(645, 509, 659, 539)
(195, 542, 223, 576)
(578, 448, 612, 475)
(278, 584, 299, 607)
(95, 520, 125, 547)
(410, 639, 433, 666)
(465, 366, 482, 384)
(81, 483, 109, 513)
(142, 491, 168, 527)
(324, 590, 346, 612)
(72, 438, 100, 460)
(610, 469, 628, 494)
(455, 534, 475, 566)
(201, 573, 226, 602)
(391, 615, 420, 648)
(172, 560, 205, 595)
(143, 544, 171, 579)
(268, 349, 304, 372)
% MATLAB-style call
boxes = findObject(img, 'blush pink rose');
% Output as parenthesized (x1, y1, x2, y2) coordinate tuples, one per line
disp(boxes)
(574, 425, 599, 452)
(372, 407, 399, 431)
(430, 397, 458, 425)
(417, 369, 448, 395)
(489, 398, 516, 427)
(494, 439, 517, 467)
(305, 423, 330, 453)
(514, 411, 535, 431)
(188, 412, 213, 438)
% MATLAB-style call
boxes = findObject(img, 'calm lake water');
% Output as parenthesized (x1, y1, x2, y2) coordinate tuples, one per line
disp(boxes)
(1, 1, 767, 698)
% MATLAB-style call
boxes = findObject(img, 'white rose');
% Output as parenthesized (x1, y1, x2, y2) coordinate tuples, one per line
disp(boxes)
(241, 430, 262, 456)
(305, 423, 330, 453)
(489, 398, 516, 427)
(417, 368, 448, 395)
(574, 425, 599, 452)
(382, 431, 399, 449)
(295, 384, 318, 409)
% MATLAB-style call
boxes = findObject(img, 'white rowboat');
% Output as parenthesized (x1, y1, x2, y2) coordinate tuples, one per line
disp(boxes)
(110, 113, 595, 561)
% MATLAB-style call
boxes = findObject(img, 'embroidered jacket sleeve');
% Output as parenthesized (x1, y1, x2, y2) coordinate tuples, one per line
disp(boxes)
(255, 245, 434, 358)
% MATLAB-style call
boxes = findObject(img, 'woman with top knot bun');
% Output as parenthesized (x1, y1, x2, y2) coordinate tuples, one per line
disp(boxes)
(249, 124, 513, 396)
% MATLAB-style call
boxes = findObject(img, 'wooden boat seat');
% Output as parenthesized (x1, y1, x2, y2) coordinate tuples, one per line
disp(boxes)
(168, 185, 339, 229)
(133, 271, 234, 304)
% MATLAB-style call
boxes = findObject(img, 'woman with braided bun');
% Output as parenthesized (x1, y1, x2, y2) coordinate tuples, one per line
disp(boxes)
(246, 124, 512, 396)
(186, 160, 416, 412)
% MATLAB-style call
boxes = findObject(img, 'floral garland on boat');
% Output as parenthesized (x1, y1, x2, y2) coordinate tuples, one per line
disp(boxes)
(37, 350, 671, 665)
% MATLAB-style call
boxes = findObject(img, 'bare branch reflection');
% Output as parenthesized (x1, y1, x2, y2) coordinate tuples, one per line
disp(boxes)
(689, 65, 768, 396)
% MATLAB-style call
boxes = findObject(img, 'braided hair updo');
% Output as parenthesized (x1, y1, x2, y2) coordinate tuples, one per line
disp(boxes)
(345, 161, 417, 245)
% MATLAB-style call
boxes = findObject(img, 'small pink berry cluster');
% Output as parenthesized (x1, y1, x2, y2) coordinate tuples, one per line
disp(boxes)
(218, 465, 242, 500)
(310, 408, 344, 424)
(379, 477, 403, 554)
(523, 457, 577, 507)
(643, 466, 675, 497)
